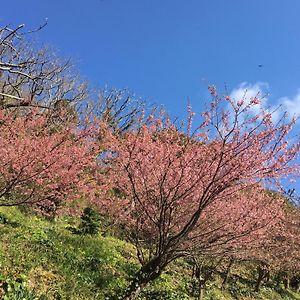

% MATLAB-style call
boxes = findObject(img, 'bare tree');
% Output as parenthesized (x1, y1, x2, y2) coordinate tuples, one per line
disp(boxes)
(0, 23, 160, 133)
(0, 22, 88, 112)
(88, 87, 165, 134)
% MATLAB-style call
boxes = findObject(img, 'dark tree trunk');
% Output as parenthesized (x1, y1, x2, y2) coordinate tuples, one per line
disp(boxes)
(121, 256, 165, 300)
(193, 263, 207, 300)
(222, 259, 234, 289)
(284, 277, 290, 289)
(255, 264, 269, 292)
(198, 280, 205, 300)
(255, 273, 264, 293)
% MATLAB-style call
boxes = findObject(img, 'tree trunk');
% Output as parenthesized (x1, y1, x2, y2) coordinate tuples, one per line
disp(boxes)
(255, 273, 264, 293)
(198, 282, 205, 300)
(121, 256, 165, 300)
(222, 259, 234, 289)
(198, 281, 205, 300)
(194, 263, 207, 300)
(284, 277, 290, 289)
(255, 265, 269, 292)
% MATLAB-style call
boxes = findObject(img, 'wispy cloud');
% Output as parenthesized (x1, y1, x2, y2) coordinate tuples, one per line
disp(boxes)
(278, 91, 300, 119)
(230, 82, 300, 122)
(230, 82, 269, 104)
(230, 82, 269, 116)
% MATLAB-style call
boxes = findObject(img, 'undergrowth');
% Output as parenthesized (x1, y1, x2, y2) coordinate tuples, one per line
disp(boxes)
(0, 207, 299, 300)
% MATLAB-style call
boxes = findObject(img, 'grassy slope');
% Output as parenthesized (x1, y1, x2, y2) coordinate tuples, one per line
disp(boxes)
(0, 206, 299, 300)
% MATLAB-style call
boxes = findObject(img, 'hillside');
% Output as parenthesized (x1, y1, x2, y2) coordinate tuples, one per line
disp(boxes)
(0, 206, 299, 300)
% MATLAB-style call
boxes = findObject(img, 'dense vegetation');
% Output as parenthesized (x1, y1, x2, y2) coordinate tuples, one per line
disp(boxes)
(0, 206, 299, 300)
(0, 23, 299, 299)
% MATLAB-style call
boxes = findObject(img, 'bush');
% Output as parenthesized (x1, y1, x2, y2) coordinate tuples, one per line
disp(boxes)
(0, 213, 9, 224)
(0, 274, 47, 300)
(77, 207, 101, 235)
(138, 288, 189, 300)
(0, 212, 19, 227)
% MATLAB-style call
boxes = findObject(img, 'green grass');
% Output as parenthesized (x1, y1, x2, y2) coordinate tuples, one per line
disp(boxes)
(0, 206, 298, 300)
(0, 207, 138, 299)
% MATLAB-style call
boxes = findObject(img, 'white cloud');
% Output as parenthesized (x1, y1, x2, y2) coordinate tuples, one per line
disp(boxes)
(229, 81, 270, 117)
(230, 82, 269, 104)
(230, 82, 300, 123)
(278, 91, 300, 119)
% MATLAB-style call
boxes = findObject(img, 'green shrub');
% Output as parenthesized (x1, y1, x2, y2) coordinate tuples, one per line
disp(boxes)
(0, 274, 47, 300)
(138, 288, 190, 300)
(77, 207, 101, 235)
(30, 228, 53, 247)
(0, 212, 19, 227)
(0, 213, 9, 224)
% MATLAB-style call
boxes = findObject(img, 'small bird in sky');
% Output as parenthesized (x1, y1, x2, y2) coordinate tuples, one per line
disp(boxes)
(258, 64, 263, 68)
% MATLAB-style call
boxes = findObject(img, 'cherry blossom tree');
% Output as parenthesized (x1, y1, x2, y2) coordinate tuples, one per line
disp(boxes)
(211, 199, 300, 293)
(0, 108, 99, 215)
(254, 203, 300, 291)
(277, 206, 300, 290)
(97, 87, 300, 299)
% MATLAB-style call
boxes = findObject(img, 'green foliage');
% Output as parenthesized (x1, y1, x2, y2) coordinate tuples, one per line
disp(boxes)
(79, 207, 101, 235)
(138, 288, 190, 300)
(227, 280, 258, 299)
(0, 206, 299, 300)
(0, 212, 9, 224)
(0, 212, 19, 227)
(73, 207, 102, 235)
(0, 274, 46, 300)
(30, 228, 53, 247)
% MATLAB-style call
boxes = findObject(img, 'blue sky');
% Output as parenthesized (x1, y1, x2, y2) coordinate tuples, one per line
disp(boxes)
(2, 0, 300, 191)
(3, 0, 300, 114)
